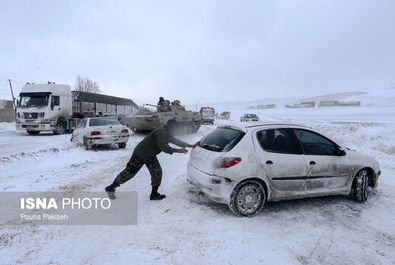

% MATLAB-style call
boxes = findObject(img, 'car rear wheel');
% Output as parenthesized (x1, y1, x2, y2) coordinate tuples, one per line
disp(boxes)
(353, 169, 369, 202)
(118, 142, 126, 149)
(83, 136, 92, 150)
(229, 180, 266, 217)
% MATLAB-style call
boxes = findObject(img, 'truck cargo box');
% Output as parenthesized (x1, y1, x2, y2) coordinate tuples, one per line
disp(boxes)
(71, 91, 138, 118)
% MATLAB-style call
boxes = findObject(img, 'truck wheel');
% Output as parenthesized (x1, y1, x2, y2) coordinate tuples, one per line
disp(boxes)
(27, 131, 40, 135)
(229, 180, 266, 217)
(118, 143, 126, 149)
(53, 121, 66, 135)
(353, 169, 369, 202)
(83, 137, 92, 150)
(190, 121, 201, 133)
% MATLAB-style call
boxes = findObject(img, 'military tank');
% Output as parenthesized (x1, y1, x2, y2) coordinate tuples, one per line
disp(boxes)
(121, 99, 203, 134)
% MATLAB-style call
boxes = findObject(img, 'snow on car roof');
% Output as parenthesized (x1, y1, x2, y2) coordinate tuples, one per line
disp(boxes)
(218, 121, 311, 132)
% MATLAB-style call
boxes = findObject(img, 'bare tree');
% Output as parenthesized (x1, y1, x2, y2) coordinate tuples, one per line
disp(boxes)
(75, 75, 101, 93)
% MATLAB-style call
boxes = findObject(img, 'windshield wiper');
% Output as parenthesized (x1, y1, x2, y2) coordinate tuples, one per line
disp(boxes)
(202, 143, 221, 151)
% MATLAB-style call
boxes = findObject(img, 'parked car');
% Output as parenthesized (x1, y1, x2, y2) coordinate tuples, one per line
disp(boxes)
(217, 111, 231, 120)
(187, 123, 380, 217)
(71, 117, 130, 150)
(240, 113, 260, 122)
(199, 107, 216, 124)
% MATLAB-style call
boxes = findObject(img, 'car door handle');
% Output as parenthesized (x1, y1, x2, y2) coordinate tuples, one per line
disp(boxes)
(266, 160, 273, 165)
(309, 161, 316, 166)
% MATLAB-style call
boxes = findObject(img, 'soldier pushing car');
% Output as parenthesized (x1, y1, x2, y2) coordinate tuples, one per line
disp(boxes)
(105, 120, 199, 200)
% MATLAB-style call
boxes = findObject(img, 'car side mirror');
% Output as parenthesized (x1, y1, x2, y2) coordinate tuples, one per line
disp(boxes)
(337, 148, 346, 156)
(50, 99, 54, 109)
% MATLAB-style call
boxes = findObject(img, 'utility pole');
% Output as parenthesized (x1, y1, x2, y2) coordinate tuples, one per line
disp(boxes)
(195, 96, 203, 112)
(8, 79, 16, 109)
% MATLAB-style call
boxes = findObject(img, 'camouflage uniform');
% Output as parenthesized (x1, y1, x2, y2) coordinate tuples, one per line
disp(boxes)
(115, 153, 163, 187)
(114, 125, 189, 187)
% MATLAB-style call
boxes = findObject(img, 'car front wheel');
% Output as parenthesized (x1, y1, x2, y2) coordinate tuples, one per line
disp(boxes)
(229, 180, 266, 217)
(353, 169, 369, 202)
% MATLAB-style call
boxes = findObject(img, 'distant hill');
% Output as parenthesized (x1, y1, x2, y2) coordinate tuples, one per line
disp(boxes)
(198, 92, 369, 109)
(192, 89, 395, 110)
(293, 92, 367, 104)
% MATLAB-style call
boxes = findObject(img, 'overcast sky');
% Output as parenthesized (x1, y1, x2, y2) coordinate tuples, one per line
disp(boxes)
(0, 0, 394, 104)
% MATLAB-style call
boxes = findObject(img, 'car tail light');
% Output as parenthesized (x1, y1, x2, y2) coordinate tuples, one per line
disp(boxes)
(121, 129, 129, 134)
(91, 131, 101, 136)
(214, 157, 242, 168)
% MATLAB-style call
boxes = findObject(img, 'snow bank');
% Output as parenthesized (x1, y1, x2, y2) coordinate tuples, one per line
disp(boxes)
(0, 103, 394, 264)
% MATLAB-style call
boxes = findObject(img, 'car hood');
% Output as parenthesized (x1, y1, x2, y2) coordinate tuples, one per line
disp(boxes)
(345, 147, 380, 173)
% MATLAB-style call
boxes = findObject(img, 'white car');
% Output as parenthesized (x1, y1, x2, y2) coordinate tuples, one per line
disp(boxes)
(240, 113, 260, 122)
(72, 117, 130, 150)
(187, 123, 380, 217)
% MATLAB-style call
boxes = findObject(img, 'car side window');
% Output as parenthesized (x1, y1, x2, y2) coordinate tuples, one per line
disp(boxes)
(292, 129, 338, 156)
(77, 119, 87, 129)
(257, 128, 299, 154)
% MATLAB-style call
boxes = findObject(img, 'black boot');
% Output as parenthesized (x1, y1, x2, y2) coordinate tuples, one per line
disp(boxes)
(150, 186, 166, 200)
(105, 180, 120, 200)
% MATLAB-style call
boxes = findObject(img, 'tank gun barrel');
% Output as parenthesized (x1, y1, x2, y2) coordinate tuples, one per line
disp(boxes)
(144, 103, 159, 108)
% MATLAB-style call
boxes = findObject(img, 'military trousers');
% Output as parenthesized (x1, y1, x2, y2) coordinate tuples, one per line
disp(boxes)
(115, 152, 162, 187)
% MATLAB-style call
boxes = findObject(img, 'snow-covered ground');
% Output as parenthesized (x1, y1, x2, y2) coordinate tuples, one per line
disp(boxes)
(0, 102, 395, 264)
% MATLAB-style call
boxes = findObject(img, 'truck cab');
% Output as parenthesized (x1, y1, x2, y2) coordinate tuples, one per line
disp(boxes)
(199, 107, 215, 125)
(16, 83, 72, 135)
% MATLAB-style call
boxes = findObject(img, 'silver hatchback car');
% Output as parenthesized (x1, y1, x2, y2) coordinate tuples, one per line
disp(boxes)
(187, 123, 380, 217)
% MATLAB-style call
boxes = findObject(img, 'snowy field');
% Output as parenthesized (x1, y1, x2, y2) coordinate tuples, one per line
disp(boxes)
(0, 103, 395, 264)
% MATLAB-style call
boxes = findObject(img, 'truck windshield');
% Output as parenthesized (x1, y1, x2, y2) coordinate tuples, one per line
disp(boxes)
(89, 118, 122, 126)
(199, 127, 245, 152)
(202, 109, 215, 115)
(19, 93, 50, 108)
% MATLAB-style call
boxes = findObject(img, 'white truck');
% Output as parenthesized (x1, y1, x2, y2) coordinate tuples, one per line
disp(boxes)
(199, 107, 215, 124)
(16, 83, 138, 135)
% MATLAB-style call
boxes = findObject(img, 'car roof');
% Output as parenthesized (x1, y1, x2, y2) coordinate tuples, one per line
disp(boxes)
(87, 116, 118, 120)
(218, 121, 311, 132)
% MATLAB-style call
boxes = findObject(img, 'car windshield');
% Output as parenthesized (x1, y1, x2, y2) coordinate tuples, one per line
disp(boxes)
(246, 114, 258, 118)
(18, 93, 50, 108)
(199, 127, 245, 152)
(89, 118, 121, 126)
(202, 108, 215, 115)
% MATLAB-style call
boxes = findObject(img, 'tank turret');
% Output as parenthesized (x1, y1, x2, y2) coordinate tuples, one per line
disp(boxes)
(120, 99, 202, 133)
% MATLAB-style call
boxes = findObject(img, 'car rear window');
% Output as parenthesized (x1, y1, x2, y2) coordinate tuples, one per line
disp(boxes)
(199, 127, 245, 152)
(89, 118, 121, 126)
